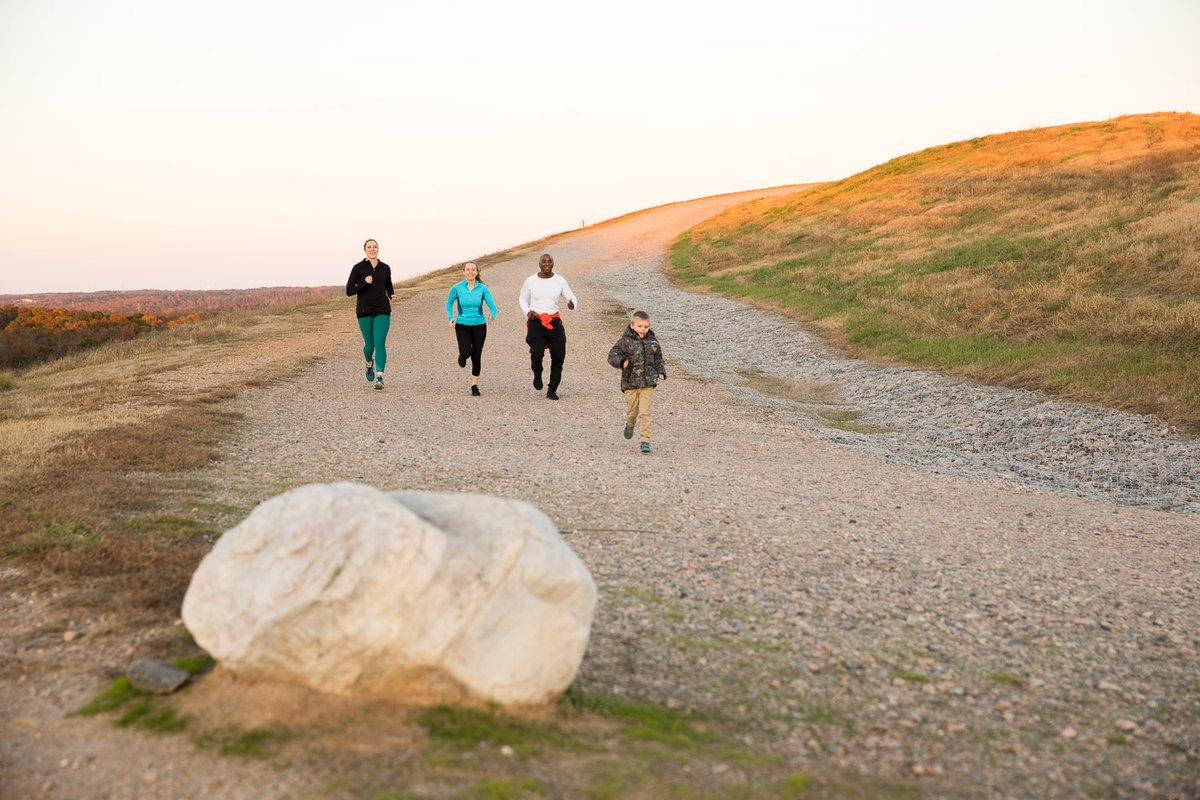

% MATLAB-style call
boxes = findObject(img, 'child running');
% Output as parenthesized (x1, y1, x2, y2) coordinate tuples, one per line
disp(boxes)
(606, 310, 667, 454)
(445, 261, 497, 396)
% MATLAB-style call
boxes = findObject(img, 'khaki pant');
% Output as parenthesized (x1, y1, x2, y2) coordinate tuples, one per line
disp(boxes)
(624, 386, 654, 442)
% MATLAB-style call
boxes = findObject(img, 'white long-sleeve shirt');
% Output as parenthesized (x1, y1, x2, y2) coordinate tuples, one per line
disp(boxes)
(519, 273, 578, 316)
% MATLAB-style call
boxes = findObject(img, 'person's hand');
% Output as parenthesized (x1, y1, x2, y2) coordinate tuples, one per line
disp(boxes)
(658, 373, 666, 382)
(567, 300, 575, 310)
(527, 311, 537, 320)
(365, 275, 373, 284)
(622, 359, 629, 368)
(448, 320, 455, 328)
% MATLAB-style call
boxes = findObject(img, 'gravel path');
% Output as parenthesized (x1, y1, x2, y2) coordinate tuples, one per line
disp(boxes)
(7, 188, 1196, 799)
(593, 266, 1200, 514)
(209, 190, 1198, 798)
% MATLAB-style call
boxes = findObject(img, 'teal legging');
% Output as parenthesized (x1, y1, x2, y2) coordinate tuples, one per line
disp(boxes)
(357, 314, 391, 374)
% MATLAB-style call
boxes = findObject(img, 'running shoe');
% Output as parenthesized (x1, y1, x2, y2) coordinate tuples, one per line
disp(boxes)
(640, 442, 651, 454)
(546, 391, 559, 401)
(623, 425, 634, 440)
(365, 363, 375, 382)
(375, 376, 384, 391)
(471, 385, 481, 396)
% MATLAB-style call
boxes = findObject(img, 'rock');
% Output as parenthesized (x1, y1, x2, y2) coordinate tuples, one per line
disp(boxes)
(181, 483, 597, 706)
(127, 660, 191, 694)
(1060, 727, 1077, 739)
(1114, 719, 1139, 732)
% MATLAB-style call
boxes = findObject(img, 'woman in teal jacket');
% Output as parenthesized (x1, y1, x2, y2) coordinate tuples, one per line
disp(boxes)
(446, 262, 497, 396)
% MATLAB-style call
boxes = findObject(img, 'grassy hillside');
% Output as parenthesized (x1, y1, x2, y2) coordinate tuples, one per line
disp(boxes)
(670, 112, 1200, 432)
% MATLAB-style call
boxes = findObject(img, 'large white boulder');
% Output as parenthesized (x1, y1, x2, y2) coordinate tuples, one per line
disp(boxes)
(181, 483, 597, 706)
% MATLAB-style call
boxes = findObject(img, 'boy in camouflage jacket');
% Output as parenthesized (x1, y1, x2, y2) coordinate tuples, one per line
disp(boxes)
(606, 310, 667, 453)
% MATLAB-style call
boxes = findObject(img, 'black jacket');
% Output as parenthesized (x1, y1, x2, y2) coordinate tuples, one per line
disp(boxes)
(607, 327, 667, 390)
(346, 260, 395, 318)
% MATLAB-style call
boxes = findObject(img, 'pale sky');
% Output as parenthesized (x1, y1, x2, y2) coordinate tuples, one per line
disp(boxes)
(1, 0, 1198, 293)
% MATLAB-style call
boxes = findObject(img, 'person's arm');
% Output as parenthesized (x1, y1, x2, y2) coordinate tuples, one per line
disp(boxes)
(385, 269, 395, 300)
(345, 265, 367, 296)
(519, 278, 532, 317)
(482, 285, 498, 322)
(607, 338, 628, 369)
(446, 286, 458, 324)
(559, 276, 578, 310)
(655, 341, 667, 380)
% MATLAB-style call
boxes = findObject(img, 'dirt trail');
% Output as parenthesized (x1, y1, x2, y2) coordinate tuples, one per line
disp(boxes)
(3, 186, 1198, 799)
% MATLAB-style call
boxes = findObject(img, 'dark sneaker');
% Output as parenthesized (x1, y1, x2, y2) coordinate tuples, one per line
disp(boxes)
(623, 425, 634, 440)
(471, 385, 481, 396)
(365, 363, 375, 382)
(374, 376, 384, 391)
(546, 391, 559, 400)
(458, 354, 467, 369)
(640, 442, 651, 454)
(533, 373, 543, 390)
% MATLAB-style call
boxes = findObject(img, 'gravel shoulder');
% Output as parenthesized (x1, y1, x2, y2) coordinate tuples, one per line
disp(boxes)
(3, 187, 1197, 799)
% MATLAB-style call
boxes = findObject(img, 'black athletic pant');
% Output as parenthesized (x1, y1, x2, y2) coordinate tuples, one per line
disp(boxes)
(455, 323, 487, 376)
(525, 317, 566, 392)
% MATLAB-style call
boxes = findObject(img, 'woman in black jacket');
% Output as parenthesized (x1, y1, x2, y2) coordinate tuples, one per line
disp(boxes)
(345, 238, 395, 390)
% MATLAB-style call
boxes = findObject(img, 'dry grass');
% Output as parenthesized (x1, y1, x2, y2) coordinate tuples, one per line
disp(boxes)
(671, 112, 1200, 432)
(0, 302, 345, 613)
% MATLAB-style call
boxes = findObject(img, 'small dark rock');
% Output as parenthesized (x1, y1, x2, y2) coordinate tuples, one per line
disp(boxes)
(127, 659, 191, 694)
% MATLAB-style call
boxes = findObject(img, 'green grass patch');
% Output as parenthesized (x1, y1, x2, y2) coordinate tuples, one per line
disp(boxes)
(0, 373, 13, 391)
(416, 705, 570, 759)
(560, 688, 720, 750)
(891, 671, 931, 683)
(121, 515, 219, 537)
(470, 778, 545, 800)
(4, 520, 96, 554)
(117, 698, 191, 733)
(799, 706, 843, 726)
(195, 727, 292, 758)
(73, 676, 145, 717)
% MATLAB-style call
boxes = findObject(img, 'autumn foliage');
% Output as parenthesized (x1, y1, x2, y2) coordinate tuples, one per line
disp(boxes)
(0, 286, 339, 369)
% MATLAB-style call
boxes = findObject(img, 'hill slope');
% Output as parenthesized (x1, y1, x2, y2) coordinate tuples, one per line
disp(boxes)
(670, 112, 1200, 431)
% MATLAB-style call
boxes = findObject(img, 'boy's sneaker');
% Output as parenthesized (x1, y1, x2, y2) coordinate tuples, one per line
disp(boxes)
(640, 442, 651, 454)
(365, 363, 375, 382)
(471, 385, 481, 396)
(623, 425, 634, 440)
(374, 376, 384, 391)
(533, 373, 543, 390)
(458, 355, 467, 369)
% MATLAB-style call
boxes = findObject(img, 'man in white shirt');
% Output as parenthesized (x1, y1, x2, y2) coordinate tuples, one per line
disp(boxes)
(518, 253, 578, 400)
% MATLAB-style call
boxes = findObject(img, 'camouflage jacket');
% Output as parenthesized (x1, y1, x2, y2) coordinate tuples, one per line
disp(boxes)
(607, 327, 667, 391)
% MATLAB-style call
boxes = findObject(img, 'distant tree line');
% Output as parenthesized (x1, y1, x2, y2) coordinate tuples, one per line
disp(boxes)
(0, 286, 340, 369)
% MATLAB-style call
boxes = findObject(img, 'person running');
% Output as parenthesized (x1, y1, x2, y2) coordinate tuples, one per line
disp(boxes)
(446, 261, 498, 396)
(345, 238, 395, 390)
(607, 310, 667, 454)
(518, 253, 577, 400)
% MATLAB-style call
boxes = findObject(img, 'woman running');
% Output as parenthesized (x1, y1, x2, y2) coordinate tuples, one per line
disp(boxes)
(345, 238, 395, 390)
(446, 261, 497, 396)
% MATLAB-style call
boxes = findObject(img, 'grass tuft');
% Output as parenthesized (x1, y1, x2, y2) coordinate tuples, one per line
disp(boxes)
(72, 677, 144, 717)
